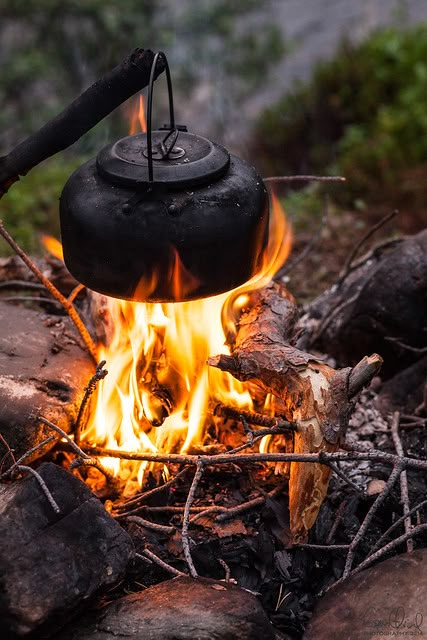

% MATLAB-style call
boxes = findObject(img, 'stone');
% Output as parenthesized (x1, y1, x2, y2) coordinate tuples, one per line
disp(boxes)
(57, 575, 275, 640)
(304, 549, 427, 640)
(0, 462, 133, 637)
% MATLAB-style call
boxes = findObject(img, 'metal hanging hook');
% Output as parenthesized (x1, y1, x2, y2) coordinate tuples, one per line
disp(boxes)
(146, 51, 176, 184)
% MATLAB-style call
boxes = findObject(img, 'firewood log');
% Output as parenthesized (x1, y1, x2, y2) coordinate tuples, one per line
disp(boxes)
(209, 282, 381, 542)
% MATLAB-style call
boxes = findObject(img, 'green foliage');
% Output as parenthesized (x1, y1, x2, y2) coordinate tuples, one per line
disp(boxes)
(0, 156, 82, 255)
(251, 25, 427, 208)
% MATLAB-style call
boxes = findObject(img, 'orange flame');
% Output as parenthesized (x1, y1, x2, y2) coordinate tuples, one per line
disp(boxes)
(129, 95, 147, 135)
(40, 234, 64, 261)
(83, 189, 292, 493)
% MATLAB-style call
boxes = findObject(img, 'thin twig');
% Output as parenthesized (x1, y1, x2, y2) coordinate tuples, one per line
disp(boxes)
(216, 485, 283, 522)
(182, 459, 204, 578)
(69, 456, 117, 486)
(16, 465, 61, 514)
(384, 337, 427, 354)
(326, 499, 348, 545)
(218, 558, 231, 581)
(39, 416, 90, 459)
(309, 292, 359, 345)
(0, 220, 97, 361)
(74, 360, 108, 446)
(264, 175, 346, 183)
(215, 404, 295, 431)
(135, 550, 186, 577)
(338, 209, 398, 285)
(0, 280, 46, 291)
(0, 433, 16, 471)
(343, 462, 403, 578)
(74, 443, 427, 471)
(125, 515, 175, 535)
(0, 296, 62, 305)
(370, 499, 427, 554)
(391, 412, 413, 552)
(328, 462, 365, 495)
(115, 467, 188, 513)
(276, 195, 329, 280)
(190, 506, 228, 523)
(68, 283, 85, 303)
(295, 543, 350, 551)
(351, 524, 427, 576)
(1, 435, 56, 479)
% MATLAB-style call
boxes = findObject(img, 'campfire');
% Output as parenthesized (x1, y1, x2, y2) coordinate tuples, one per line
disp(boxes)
(0, 49, 426, 640)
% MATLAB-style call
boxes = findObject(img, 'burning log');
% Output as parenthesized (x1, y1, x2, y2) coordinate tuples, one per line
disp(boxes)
(0, 462, 133, 638)
(208, 282, 382, 542)
(0, 300, 93, 464)
(55, 576, 275, 640)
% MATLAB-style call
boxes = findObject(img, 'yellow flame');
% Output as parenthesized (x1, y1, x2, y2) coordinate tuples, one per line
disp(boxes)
(40, 234, 64, 261)
(129, 95, 147, 135)
(82, 189, 291, 492)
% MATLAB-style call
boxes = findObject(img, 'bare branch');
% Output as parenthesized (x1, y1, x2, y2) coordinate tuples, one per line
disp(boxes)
(0, 221, 97, 361)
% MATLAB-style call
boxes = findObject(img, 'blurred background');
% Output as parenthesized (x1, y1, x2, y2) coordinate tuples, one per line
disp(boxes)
(1, 0, 426, 296)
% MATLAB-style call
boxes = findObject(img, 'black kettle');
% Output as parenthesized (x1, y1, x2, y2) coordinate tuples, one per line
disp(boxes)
(59, 52, 269, 302)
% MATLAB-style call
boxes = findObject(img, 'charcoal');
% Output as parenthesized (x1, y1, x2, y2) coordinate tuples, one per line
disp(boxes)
(0, 462, 133, 638)
(56, 576, 275, 640)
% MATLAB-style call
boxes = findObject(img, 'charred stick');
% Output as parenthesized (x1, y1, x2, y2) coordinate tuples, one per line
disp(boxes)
(16, 465, 61, 514)
(69, 456, 118, 488)
(125, 515, 175, 535)
(215, 485, 283, 522)
(342, 462, 404, 578)
(350, 524, 427, 577)
(370, 499, 427, 554)
(74, 360, 108, 445)
(73, 443, 427, 471)
(135, 550, 185, 577)
(182, 460, 204, 578)
(0, 222, 97, 361)
(325, 498, 348, 545)
(338, 209, 398, 284)
(295, 543, 350, 551)
(391, 412, 414, 553)
(215, 404, 296, 431)
(0, 433, 16, 471)
(39, 416, 90, 459)
(218, 558, 231, 582)
(1, 435, 56, 479)
(327, 461, 365, 495)
(115, 467, 188, 513)
(189, 506, 228, 523)
(0, 49, 163, 196)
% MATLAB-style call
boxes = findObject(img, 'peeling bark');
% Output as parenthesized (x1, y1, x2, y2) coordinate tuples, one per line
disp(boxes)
(209, 282, 382, 542)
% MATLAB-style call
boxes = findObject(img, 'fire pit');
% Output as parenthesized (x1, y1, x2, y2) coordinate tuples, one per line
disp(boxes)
(0, 48, 426, 640)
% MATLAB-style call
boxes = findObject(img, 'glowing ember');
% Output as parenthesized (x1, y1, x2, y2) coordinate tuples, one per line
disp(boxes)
(82, 191, 291, 494)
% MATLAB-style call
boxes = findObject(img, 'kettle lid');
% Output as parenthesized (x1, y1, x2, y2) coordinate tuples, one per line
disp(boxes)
(96, 129, 230, 188)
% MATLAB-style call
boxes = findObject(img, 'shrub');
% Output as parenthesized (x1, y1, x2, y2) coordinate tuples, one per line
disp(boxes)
(251, 25, 427, 209)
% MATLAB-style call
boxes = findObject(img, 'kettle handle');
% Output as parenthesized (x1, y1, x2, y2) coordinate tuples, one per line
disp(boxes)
(146, 51, 176, 184)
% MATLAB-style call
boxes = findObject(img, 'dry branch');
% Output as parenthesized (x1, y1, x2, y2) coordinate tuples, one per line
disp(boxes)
(208, 281, 382, 542)
(0, 49, 163, 196)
